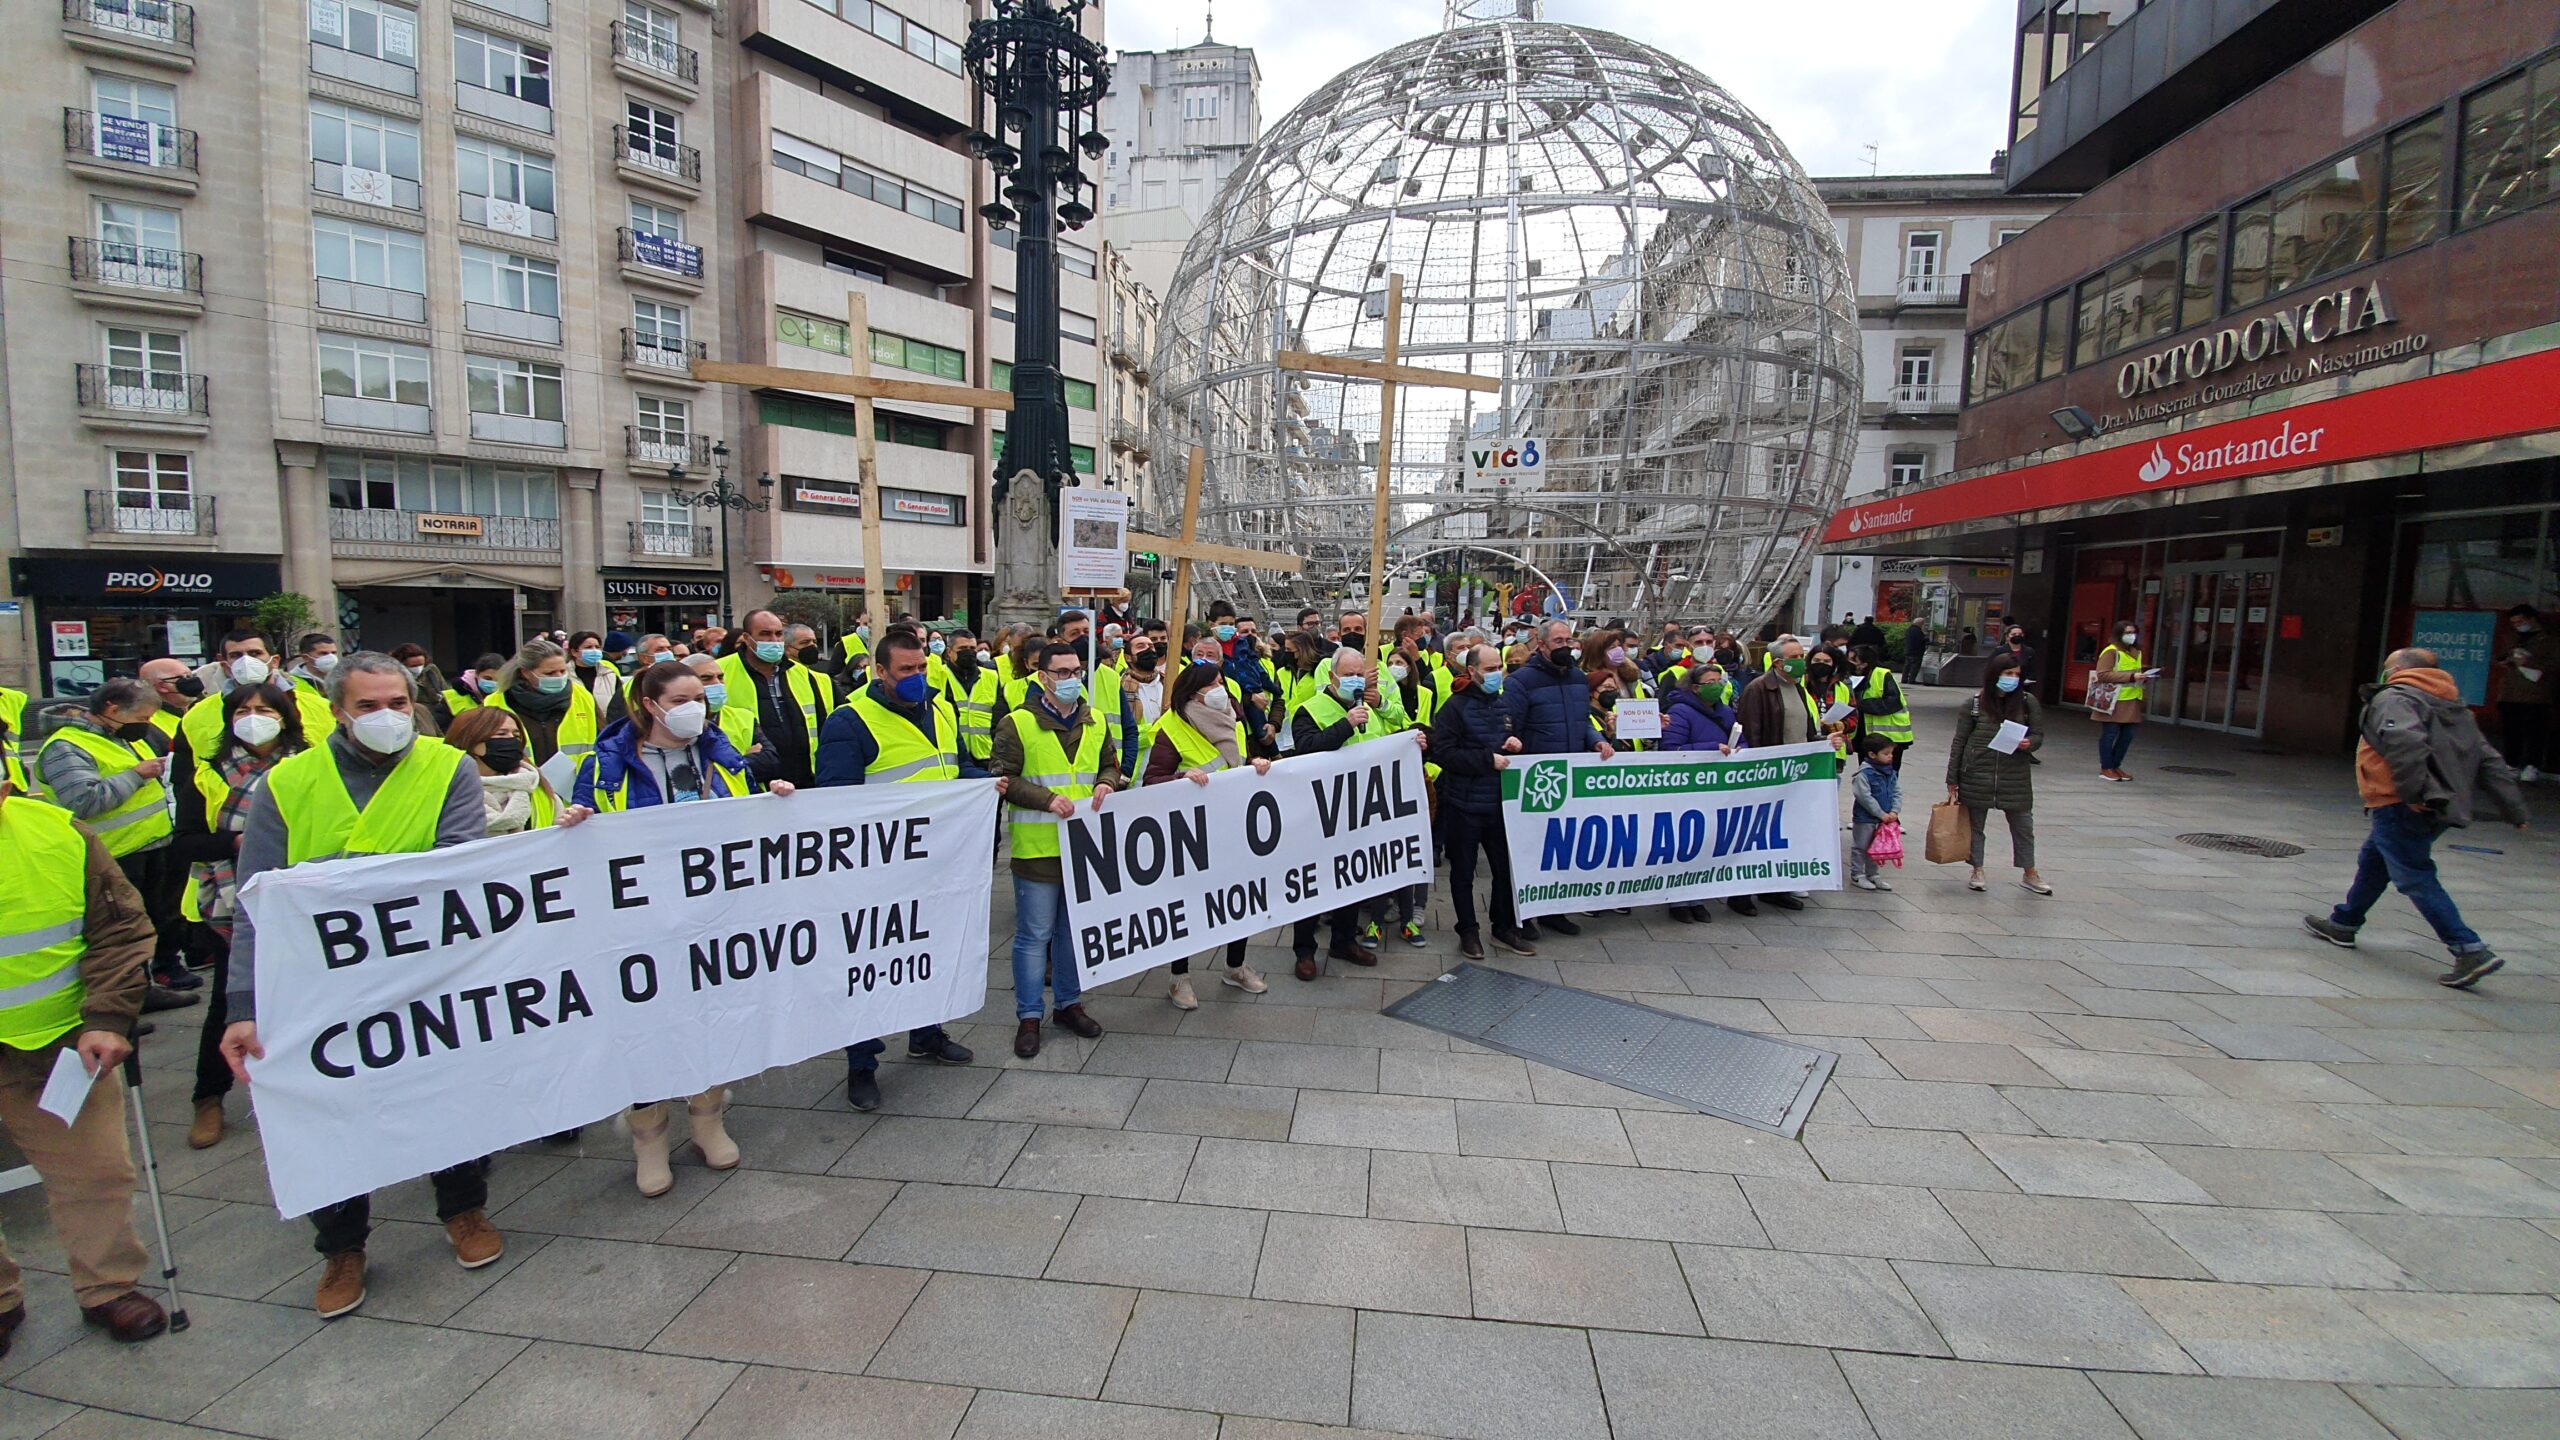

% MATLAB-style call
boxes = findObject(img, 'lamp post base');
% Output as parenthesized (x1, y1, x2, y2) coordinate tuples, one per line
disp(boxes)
(989, 469, 1061, 632)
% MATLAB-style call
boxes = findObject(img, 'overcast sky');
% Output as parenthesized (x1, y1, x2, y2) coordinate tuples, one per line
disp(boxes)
(1104, 0, 2019, 179)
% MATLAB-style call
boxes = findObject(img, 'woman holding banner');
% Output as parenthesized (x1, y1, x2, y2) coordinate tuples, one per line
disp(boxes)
(569, 662, 793, 1195)
(1142, 657, 1275, 1009)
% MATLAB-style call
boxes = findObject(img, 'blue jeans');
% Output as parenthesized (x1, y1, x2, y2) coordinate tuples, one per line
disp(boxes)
(2331, 806, 2484, 956)
(1011, 874, 1083, 1020)
(2099, 722, 2137, 770)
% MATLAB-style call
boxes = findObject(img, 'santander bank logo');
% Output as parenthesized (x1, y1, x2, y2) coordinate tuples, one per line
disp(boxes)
(1844, 501, 1914, 536)
(2130, 421, 2329, 487)
(2138, 444, 2172, 484)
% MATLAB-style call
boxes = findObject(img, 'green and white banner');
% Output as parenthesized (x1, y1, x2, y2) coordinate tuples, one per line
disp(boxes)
(1499, 742, 1843, 918)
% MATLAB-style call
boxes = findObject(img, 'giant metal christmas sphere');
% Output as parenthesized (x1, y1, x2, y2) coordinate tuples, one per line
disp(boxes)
(1150, 1, 1860, 626)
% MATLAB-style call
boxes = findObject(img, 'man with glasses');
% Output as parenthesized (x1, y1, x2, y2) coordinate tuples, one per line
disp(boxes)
(992, 643, 1119, 1057)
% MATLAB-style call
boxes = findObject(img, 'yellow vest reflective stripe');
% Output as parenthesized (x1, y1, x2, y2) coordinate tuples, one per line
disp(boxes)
(1006, 708, 1104, 860)
(2100, 646, 2145, 704)
(0, 797, 91, 1049)
(716, 655, 835, 768)
(1303, 689, 1393, 745)
(850, 691, 962, 782)
(38, 727, 172, 856)
(1862, 667, 1915, 743)
(947, 668, 999, 758)
(1155, 708, 1244, 772)
(485, 684, 602, 762)
(0, 687, 28, 795)
(267, 741, 467, 865)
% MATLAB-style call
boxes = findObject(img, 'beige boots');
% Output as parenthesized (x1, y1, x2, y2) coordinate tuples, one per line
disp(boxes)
(631, 1086, 740, 1197)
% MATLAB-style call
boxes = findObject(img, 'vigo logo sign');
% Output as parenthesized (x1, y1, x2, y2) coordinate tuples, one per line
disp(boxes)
(2117, 281, 2396, 400)
(104, 569, 215, 595)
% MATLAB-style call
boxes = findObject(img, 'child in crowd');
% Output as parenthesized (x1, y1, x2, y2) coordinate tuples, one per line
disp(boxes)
(1849, 732, 1901, 891)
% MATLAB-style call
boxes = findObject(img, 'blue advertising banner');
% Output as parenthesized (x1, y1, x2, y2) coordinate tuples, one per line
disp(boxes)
(2411, 610, 2497, 705)
(95, 113, 158, 165)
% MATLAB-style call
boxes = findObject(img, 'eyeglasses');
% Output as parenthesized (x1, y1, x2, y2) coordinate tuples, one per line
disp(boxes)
(1045, 667, 1085, 680)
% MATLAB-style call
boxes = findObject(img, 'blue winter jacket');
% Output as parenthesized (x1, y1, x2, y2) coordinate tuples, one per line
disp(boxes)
(1501, 652, 1595, 755)
(1660, 685, 1740, 752)
(1429, 684, 1514, 817)
(573, 717, 765, 809)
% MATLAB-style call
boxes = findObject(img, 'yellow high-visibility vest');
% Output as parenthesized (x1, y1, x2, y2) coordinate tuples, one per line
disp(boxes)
(265, 740, 466, 865)
(37, 725, 171, 856)
(0, 796, 91, 1049)
(1004, 708, 1103, 861)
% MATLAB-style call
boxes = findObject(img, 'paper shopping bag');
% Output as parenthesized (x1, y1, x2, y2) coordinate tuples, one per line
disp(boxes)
(1923, 801, 1971, 865)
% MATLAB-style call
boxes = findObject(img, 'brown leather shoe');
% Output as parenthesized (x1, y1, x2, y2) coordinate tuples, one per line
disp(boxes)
(315, 1250, 367, 1318)
(445, 1210, 503, 1269)
(80, 1290, 167, 1343)
(1294, 955, 1319, 982)
(1013, 1018, 1042, 1059)
(1054, 1003, 1102, 1039)
(188, 1097, 224, 1150)
(1328, 942, 1379, 968)
(0, 1301, 24, 1359)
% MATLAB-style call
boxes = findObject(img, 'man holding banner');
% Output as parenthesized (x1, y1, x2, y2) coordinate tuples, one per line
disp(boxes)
(1286, 649, 1415, 981)
(993, 643, 1119, 1059)
(221, 654, 501, 1320)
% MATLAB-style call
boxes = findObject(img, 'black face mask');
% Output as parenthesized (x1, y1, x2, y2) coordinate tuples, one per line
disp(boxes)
(1546, 646, 1574, 667)
(114, 721, 154, 743)
(1808, 665, 1836, 684)
(1130, 650, 1158, 671)
(172, 675, 206, 698)
(480, 737, 527, 774)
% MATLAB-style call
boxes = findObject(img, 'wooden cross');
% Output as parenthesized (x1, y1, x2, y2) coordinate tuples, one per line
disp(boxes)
(1277, 273, 1500, 642)
(693, 292, 1014, 633)
(1130, 445, 1304, 628)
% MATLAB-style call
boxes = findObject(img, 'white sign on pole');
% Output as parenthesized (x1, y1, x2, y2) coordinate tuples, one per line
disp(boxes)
(50, 621, 90, 658)
(239, 782, 996, 1217)
(1059, 740, 1433, 987)
(1500, 743, 1844, 919)
(165, 619, 203, 658)
(1057, 485, 1130, 591)
(1467, 438, 1545, 487)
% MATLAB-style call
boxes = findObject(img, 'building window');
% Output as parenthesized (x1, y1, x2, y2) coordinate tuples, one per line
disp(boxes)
(2176, 218, 2222, 331)
(1181, 87, 1220, 120)
(633, 298, 687, 351)
(623, 1, 681, 58)
(313, 215, 425, 292)
(1061, 243, 1098, 279)
(769, 131, 965, 230)
(2234, 142, 2383, 308)
(310, 0, 417, 67)
(2072, 231, 2179, 366)
(110, 450, 193, 526)
(991, 363, 1098, 409)
(821, 247, 888, 282)
(458, 137, 556, 215)
(467, 355, 564, 420)
(635, 395, 689, 445)
(96, 200, 185, 285)
(453, 27, 551, 106)
(1888, 451, 1927, 489)
(325, 452, 558, 517)
(311, 99, 423, 181)
(779, 311, 849, 355)
(1894, 346, 1935, 403)
(1901, 230, 1942, 286)
(625, 99, 683, 165)
(871, 330, 965, 380)
(94, 73, 178, 129)
(1770, 450, 1803, 492)
(460, 246, 560, 317)
(1995, 227, 2025, 247)
(629, 199, 684, 242)
(2385, 111, 2447, 254)
(2457, 56, 2559, 227)
(103, 325, 185, 398)
(319, 333, 429, 405)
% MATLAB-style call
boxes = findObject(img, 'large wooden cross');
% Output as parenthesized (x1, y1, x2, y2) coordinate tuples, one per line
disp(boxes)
(1277, 273, 1500, 641)
(693, 292, 1013, 632)
(1130, 445, 1305, 628)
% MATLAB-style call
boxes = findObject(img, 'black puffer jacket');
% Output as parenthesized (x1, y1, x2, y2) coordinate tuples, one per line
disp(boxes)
(1430, 683, 1513, 817)
(1946, 692, 2043, 812)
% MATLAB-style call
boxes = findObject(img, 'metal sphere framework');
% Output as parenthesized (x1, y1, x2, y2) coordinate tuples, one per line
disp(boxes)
(1150, 7, 1861, 627)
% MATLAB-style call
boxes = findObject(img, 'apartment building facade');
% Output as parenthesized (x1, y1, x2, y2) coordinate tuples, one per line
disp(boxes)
(1793, 171, 2071, 633)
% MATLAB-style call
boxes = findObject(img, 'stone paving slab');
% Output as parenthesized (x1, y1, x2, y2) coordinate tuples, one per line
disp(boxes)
(12, 688, 2560, 1438)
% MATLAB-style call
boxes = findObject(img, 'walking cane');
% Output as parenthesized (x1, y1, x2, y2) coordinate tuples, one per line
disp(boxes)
(119, 1049, 191, 1332)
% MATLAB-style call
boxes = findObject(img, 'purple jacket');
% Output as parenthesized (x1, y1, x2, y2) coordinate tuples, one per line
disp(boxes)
(1660, 686, 1740, 752)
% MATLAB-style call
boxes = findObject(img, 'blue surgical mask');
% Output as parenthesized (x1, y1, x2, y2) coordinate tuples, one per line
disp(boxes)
(1051, 676, 1085, 704)
(754, 641, 787, 664)
(1996, 675, 2021, 693)
(652, 651, 678, 665)
(929, 638, 947, 656)
(476, 678, 498, 695)
(1480, 671, 1505, 695)
(893, 672, 932, 705)
(578, 648, 603, 667)
(1215, 624, 1236, 641)
(1340, 676, 1367, 699)
(702, 682, 728, 709)
(537, 673, 571, 694)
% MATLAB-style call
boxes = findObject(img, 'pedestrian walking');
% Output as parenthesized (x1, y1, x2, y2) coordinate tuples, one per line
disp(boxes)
(2092, 620, 2154, 781)
(1430, 643, 1536, 958)
(2496, 604, 2557, 781)
(2304, 647, 2529, 989)
(0, 791, 171, 1352)
(993, 642, 1117, 1057)
(814, 630, 980, 1108)
(1848, 733, 1901, 891)
(1901, 616, 1930, 683)
(1945, 655, 2050, 895)
(219, 653, 502, 1319)
(1143, 657, 1275, 1006)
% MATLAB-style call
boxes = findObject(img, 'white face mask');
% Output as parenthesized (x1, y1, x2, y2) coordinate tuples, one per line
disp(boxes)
(1388, 663, 1410, 682)
(232, 712, 283, 748)
(230, 655, 271, 687)
(1203, 688, 1233, 714)
(2119, 633, 2137, 646)
(659, 699, 708, 741)
(310, 653, 340, 674)
(348, 707, 415, 755)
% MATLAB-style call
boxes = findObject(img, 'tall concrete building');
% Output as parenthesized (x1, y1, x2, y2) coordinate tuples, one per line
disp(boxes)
(1, 0, 1113, 694)
(1793, 170, 2072, 632)
(1097, 25, 1258, 298)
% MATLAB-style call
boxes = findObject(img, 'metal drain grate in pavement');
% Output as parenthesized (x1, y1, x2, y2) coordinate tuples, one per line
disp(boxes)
(2158, 765, 2236, 777)
(2176, 832, 2305, 858)
(1383, 964, 1835, 1136)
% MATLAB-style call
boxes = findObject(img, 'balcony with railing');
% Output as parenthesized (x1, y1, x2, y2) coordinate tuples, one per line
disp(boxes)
(622, 328, 705, 377)
(612, 20, 700, 95)
(62, 0, 194, 68)
(1894, 271, 1965, 307)
(626, 427, 711, 468)
(87, 490, 214, 537)
(64, 108, 198, 191)
(328, 507, 562, 554)
(75, 363, 208, 431)
(619, 227, 704, 289)
(628, 520, 713, 559)
(615, 126, 701, 193)
(68, 237, 203, 313)
(1880, 382, 1962, 417)
(1108, 418, 1151, 458)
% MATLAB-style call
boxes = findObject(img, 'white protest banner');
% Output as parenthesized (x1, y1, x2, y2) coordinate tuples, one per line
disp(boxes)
(239, 783, 995, 1217)
(1059, 740, 1432, 987)
(1500, 742, 1843, 919)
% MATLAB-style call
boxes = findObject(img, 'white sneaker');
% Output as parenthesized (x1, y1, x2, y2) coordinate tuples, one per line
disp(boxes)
(1169, 978, 1198, 1011)
(2523, 765, 2544, 784)
(1849, 875, 1876, 890)
(1871, 876, 1894, 891)
(1222, 965, 1268, 994)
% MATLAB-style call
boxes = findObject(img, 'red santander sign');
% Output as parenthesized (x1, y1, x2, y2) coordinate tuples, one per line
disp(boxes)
(1823, 346, 2560, 545)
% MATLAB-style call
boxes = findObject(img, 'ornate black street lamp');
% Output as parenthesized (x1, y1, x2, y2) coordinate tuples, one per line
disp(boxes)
(676, 440, 769, 624)
(965, 0, 1110, 508)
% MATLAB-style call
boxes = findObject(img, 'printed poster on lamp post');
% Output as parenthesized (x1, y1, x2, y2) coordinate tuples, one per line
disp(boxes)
(1058, 485, 1130, 591)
